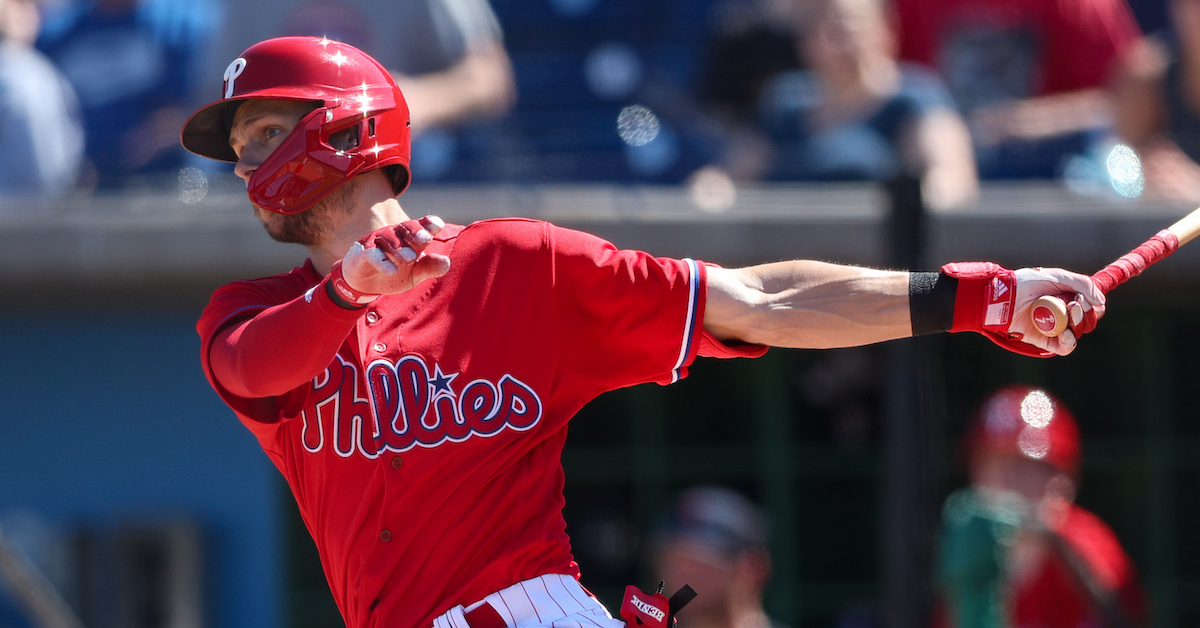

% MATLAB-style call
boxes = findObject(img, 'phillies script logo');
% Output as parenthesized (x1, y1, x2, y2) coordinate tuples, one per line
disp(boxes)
(300, 354, 543, 458)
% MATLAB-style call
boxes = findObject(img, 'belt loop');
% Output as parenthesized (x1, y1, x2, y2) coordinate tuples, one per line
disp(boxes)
(463, 602, 507, 628)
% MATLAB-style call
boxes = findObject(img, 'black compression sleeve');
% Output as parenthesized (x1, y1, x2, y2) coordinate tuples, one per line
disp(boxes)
(325, 276, 368, 310)
(909, 272, 958, 336)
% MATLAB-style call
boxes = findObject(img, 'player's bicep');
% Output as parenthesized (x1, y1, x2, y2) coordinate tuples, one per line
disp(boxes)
(207, 314, 262, 399)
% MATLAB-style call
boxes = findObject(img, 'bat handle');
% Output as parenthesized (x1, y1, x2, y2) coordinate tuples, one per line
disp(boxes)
(1029, 230, 1180, 338)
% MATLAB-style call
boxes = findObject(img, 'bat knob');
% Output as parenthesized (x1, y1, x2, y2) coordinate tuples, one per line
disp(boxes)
(1031, 296, 1069, 337)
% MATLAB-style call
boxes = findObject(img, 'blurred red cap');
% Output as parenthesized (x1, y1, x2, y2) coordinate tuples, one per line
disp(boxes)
(964, 385, 1081, 476)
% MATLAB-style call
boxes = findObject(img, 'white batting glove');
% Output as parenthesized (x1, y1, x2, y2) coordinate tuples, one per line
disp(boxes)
(1009, 267, 1106, 356)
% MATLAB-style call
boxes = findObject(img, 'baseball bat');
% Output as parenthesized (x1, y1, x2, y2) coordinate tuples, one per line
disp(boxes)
(1031, 205, 1200, 337)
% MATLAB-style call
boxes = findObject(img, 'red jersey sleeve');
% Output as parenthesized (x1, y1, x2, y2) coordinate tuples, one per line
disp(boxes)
(196, 263, 362, 422)
(1057, 505, 1150, 625)
(548, 226, 764, 399)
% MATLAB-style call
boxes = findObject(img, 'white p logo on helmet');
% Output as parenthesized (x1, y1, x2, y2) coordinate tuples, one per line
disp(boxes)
(224, 58, 247, 99)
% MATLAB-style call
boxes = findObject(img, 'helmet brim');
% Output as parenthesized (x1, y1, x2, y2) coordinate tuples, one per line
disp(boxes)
(180, 95, 324, 163)
(181, 98, 244, 163)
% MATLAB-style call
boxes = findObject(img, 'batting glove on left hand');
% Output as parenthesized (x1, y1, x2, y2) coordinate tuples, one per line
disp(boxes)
(943, 262, 1105, 357)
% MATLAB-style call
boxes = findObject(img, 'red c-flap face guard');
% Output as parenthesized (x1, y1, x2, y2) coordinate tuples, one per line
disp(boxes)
(249, 108, 366, 215)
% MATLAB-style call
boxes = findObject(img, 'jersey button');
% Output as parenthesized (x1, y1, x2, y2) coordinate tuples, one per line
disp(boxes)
(373, 342, 387, 352)
(380, 529, 392, 542)
(390, 456, 403, 470)
(366, 311, 379, 324)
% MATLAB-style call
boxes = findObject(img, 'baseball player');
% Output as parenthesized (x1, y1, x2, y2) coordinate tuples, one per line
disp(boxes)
(935, 386, 1148, 628)
(652, 487, 781, 628)
(183, 37, 1105, 628)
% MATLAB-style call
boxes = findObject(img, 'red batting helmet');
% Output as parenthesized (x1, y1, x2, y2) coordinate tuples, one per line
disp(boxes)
(964, 385, 1081, 476)
(181, 36, 411, 214)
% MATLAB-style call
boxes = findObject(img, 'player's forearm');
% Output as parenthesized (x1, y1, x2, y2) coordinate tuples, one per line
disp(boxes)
(971, 89, 1113, 148)
(704, 262, 912, 349)
(209, 285, 364, 398)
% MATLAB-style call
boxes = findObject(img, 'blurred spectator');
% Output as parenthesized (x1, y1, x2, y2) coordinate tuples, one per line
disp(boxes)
(652, 486, 784, 628)
(757, 0, 978, 210)
(282, 0, 514, 137)
(895, 0, 1142, 180)
(37, 0, 219, 189)
(685, 0, 803, 182)
(1113, 0, 1200, 204)
(0, 0, 83, 196)
(390, 0, 514, 135)
(934, 386, 1148, 628)
(699, 0, 803, 126)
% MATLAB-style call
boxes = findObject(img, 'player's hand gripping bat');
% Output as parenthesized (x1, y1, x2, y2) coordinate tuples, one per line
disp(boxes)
(1031, 205, 1200, 337)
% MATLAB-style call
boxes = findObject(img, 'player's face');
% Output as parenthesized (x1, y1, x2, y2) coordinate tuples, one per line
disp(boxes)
(229, 99, 317, 183)
(655, 538, 736, 613)
(970, 454, 1069, 504)
(229, 99, 357, 246)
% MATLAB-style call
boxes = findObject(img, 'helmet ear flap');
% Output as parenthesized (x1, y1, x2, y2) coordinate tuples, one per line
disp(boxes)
(384, 164, 410, 196)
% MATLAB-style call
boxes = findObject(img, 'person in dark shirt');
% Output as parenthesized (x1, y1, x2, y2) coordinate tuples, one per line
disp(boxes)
(759, 0, 978, 209)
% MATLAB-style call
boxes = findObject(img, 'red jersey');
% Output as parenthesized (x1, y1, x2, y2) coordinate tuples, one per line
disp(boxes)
(196, 218, 764, 628)
(935, 501, 1148, 628)
(895, 0, 1140, 107)
(1010, 504, 1148, 628)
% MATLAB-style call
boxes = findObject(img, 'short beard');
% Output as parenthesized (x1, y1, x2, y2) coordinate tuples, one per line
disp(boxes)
(255, 178, 360, 246)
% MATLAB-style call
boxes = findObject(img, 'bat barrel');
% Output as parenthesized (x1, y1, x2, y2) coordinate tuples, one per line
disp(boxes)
(1168, 206, 1200, 247)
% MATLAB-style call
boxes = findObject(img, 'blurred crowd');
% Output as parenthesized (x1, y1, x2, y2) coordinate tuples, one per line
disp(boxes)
(0, 0, 1193, 207)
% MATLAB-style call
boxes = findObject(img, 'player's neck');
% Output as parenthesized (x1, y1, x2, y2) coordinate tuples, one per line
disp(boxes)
(309, 192, 411, 276)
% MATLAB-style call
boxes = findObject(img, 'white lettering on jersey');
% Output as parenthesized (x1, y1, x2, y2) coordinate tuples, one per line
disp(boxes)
(301, 354, 543, 457)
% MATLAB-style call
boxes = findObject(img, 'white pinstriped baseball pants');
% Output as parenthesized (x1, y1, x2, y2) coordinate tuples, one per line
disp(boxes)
(431, 574, 625, 628)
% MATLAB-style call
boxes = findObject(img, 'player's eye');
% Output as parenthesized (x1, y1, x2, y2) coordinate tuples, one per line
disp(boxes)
(265, 127, 282, 141)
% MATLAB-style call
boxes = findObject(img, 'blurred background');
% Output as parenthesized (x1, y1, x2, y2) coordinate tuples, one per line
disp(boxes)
(1, 0, 1199, 627)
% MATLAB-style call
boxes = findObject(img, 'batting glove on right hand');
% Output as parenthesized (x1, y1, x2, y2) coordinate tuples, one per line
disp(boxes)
(340, 215, 451, 298)
(943, 262, 1105, 357)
